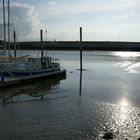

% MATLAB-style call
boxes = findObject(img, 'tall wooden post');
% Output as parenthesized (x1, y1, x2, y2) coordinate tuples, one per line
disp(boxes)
(13, 30, 16, 58)
(80, 27, 83, 70)
(40, 29, 44, 57)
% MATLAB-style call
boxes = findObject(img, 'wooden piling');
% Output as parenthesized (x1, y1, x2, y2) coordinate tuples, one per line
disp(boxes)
(13, 30, 16, 58)
(40, 29, 44, 57)
(80, 27, 83, 70)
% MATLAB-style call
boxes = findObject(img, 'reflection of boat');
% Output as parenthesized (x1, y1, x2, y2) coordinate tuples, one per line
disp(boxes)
(0, 0, 66, 86)
(0, 76, 66, 103)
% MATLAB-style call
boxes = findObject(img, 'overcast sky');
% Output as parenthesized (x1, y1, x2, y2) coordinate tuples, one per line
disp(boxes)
(0, 0, 140, 41)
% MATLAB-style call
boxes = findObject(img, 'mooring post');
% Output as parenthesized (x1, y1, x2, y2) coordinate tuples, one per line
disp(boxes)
(80, 27, 83, 70)
(40, 29, 44, 57)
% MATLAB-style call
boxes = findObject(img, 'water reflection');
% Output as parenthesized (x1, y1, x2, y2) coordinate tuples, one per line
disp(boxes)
(0, 76, 66, 103)
(119, 98, 130, 107)
(79, 70, 83, 96)
(114, 51, 140, 57)
(116, 61, 140, 73)
(125, 62, 140, 73)
(1, 51, 140, 139)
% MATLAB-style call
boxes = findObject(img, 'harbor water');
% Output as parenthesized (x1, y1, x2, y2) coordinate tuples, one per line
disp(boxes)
(0, 51, 140, 139)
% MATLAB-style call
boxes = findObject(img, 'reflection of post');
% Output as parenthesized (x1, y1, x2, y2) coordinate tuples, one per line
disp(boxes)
(79, 70, 82, 96)
(80, 27, 83, 70)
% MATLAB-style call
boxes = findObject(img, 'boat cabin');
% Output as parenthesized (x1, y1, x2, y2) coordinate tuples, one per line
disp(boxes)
(15, 57, 53, 71)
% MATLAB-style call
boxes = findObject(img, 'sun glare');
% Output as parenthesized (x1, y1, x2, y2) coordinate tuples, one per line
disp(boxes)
(114, 52, 140, 57)
(119, 98, 129, 107)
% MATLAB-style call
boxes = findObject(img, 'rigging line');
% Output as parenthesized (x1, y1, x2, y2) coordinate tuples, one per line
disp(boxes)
(9, 0, 22, 56)
(0, 2, 2, 19)
(3, 0, 7, 55)
(11, 0, 17, 27)
(10, 3, 15, 29)
(8, 1, 15, 31)
(13, 0, 22, 56)
(0, 3, 2, 27)
(6, 0, 11, 59)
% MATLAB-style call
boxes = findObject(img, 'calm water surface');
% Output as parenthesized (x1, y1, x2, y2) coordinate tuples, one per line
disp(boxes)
(0, 51, 140, 139)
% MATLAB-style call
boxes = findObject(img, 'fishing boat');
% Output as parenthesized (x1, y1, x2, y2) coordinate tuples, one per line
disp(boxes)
(0, 0, 66, 87)
(1, 55, 61, 77)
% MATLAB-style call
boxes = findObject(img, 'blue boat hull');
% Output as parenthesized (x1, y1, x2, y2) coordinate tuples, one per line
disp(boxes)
(6, 67, 59, 77)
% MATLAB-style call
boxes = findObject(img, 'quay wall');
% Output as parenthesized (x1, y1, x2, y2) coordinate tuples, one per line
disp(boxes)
(1, 41, 140, 51)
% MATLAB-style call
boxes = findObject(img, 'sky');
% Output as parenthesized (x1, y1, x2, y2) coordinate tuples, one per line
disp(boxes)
(0, 0, 140, 42)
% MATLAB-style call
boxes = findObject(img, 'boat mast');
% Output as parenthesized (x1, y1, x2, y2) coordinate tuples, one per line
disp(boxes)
(8, 0, 11, 60)
(3, 0, 6, 55)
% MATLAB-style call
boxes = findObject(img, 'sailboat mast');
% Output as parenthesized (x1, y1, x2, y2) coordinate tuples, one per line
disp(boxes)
(8, 0, 11, 59)
(3, 0, 6, 55)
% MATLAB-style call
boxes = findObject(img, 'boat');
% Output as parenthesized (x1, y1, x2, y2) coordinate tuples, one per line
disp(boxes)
(0, 0, 66, 87)
(1, 56, 61, 77)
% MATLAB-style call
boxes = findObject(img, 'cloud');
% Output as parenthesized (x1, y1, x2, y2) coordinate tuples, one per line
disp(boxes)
(0, 2, 44, 41)
(48, 1, 56, 6)
(1, 0, 140, 41)
(40, 0, 140, 41)
(40, 0, 139, 16)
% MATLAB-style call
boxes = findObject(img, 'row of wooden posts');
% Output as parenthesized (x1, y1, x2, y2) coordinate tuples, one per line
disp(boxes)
(40, 27, 83, 71)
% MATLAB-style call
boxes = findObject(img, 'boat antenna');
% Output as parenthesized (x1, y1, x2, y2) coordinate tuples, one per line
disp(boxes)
(3, 0, 6, 55)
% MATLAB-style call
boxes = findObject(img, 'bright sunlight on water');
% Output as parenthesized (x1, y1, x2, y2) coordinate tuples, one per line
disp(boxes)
(1, 51, 140, 139)
(114, 51, 140, 57)
(119, 98, 130, 106)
